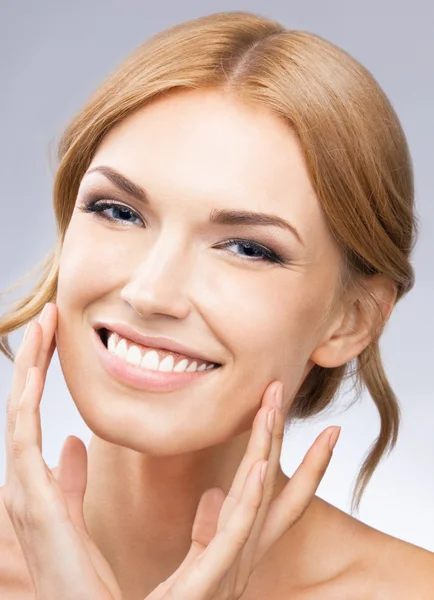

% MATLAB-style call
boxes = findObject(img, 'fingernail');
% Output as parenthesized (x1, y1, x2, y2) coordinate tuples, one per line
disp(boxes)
(38, 303, 49, 323)
(23, 321, 33, 341)
(328, 426, 341, 450)
(275, 383, 284, 410)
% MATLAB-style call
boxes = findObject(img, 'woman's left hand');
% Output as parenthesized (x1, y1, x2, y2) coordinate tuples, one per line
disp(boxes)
(146, 382, 340, 600)
(3, 300, 340, 600)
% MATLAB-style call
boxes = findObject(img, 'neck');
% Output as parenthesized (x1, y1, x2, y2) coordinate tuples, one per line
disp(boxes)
(82, 431, 290, 599)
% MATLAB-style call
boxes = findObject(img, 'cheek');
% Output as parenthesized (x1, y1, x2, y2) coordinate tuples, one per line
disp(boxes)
(218, 269, 326, 382)
(56, 217, 134, 311)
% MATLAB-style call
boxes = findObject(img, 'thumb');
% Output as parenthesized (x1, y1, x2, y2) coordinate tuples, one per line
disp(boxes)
(191, 487, 226, 549)
(54, 435, 89, 535)
(151, 487, 226, 596)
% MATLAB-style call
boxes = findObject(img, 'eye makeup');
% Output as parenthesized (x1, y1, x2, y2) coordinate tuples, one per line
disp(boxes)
(77, 195, 292, 265)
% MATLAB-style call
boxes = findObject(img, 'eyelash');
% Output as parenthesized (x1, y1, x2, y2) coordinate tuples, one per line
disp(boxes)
(78, 198, 287, 264)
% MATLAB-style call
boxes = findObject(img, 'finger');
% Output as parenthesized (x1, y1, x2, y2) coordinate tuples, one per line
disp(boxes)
(253, 426, 341, 567)
(9, 367, 60, 501)
(34, 303, 57, 383)
(6, 322, 42, 461)
(6, 371, 121, 600)
(5, 303, 57, 467)
(166, 460, 267, 600)
(191, 487, 226, 550)
(216, 381, 280, 532)
(54, 437, 123, 600)
(55, 436, 89, 534)
(235, 383, 285, 585)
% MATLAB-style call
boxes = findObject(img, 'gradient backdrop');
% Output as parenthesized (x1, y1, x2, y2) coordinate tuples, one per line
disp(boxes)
(1, 0, 433, 551)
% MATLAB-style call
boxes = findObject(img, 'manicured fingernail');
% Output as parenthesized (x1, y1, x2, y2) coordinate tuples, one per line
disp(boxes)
(328, 427, 341, 450)
(275, 383, 284, 410)
(267, 408, 275, 433)
(24, 321, 33, 341)
(260, 461, 268, 484)
(39, 303, 49, 323)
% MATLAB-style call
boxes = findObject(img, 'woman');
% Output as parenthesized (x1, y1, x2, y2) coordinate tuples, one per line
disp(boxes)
(0, 10, 433, 600)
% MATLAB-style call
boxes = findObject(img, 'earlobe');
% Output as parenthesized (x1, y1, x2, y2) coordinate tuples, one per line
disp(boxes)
(309, 300, 370, 368)
(309, 275, 397, 369)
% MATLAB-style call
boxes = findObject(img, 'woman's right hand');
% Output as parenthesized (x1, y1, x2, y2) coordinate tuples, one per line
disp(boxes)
(3, 302, 123, 600)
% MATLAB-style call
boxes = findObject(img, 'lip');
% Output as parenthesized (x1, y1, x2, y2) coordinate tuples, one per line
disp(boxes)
(92, 321, 222, 366)
(92, 327, 221, 392)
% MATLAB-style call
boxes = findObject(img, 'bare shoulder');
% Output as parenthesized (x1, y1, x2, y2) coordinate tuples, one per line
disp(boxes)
(317, 499, 434, 599)
(251, 495, 434, 600)
(354, 526, 434, 599)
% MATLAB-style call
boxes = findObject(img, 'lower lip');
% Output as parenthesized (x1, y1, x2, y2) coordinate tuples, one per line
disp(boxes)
(93, 328, 220, 392)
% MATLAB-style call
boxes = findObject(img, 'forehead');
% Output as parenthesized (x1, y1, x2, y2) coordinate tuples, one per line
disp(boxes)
(88, 89, 328, 244)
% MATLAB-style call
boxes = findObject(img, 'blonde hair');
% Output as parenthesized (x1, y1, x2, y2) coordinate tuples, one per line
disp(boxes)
(0, 11, 417, 515)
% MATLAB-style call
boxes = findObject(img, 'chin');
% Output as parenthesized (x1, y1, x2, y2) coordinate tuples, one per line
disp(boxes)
(77, 406, 245, 457)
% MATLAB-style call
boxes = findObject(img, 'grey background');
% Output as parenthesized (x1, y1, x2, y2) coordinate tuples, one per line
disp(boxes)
(0, 0, 433, 551)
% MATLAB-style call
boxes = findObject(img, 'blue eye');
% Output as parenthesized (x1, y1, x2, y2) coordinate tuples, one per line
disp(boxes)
(218, 238, 283, 263)
(79, 199, 143, 226)
(78, 198, 285, 264)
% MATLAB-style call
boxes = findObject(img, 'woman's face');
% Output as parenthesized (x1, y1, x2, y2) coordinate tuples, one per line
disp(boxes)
(55, 89, 344, 454)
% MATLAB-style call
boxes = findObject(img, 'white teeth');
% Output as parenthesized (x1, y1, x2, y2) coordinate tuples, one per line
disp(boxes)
(105, 331, 217, 373)
(141, 349, 160, 371)
(159, 354, 174, 372)
(108, 333, 118, 353)
(173, 358, 189, 372)
(114, 338, 128, 359)
(125, 345, 142, 366)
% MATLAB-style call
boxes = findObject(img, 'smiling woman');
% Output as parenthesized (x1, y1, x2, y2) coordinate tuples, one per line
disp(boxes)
(0, 9, 433, 600)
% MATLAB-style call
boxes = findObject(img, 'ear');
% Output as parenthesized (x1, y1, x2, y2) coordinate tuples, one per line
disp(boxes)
(310, 275, 397, 369)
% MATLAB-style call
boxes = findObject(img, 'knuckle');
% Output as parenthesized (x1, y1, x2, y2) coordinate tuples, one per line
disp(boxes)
(234, 579, 249, 599)
(246, 494, 262, 513)
(11, 435, 27, 461)
(232, 532, 249, 552)
(6, 498, 45, 533)
(2, 489, 30, 530)
(1, 486, 15, 514)
(273, 429, 284, 443)
(227, 523, 249, 551)
(6, 404, 16, 435)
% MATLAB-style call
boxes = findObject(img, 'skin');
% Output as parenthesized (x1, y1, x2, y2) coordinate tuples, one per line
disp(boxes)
(2, 88, 405, 599)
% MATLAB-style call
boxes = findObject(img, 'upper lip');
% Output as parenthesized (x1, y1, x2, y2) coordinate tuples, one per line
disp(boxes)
(93, 321, 221, 365)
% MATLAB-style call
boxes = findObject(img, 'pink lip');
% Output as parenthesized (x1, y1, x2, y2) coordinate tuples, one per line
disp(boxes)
(92, 328, 220, 393)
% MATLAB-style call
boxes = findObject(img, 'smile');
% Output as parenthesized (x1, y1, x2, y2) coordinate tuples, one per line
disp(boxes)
(94, 328, 221, 392)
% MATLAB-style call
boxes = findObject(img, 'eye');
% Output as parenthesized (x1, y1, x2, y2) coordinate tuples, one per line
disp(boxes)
(78, 198, 287, 265)
(78, 198, 143, 226)
(217, 238, 284, 264)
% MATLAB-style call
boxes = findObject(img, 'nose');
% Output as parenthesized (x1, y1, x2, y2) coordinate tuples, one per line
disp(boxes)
(120, 243, 192, 320)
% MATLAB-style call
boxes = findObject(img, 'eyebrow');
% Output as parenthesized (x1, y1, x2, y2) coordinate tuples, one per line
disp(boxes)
(84, 165, 305, 246)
